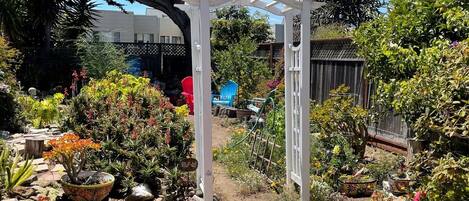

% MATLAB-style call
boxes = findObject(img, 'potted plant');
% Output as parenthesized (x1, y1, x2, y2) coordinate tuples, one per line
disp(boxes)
(387, 162, 416, 195)
(43, 133, 114, 201)
(339, 174, 376, 197)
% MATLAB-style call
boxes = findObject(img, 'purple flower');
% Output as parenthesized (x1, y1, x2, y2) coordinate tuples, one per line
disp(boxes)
(450, 40, 459, 48)
(267, 80, 280, 89)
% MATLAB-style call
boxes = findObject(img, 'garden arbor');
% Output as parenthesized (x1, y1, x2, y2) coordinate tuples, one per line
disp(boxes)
(186, 0, 324, 200)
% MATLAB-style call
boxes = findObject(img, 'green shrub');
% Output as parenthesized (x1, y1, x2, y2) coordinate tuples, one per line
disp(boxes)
(213, 38, 270, 107)
(76, 36, 128, 79)
(426, 154, 469, 201)
(312, 24, 351, 40)
(0, 140, 34, 197)
(0, 36, 24, 132)
(62, 71, 193, 195)
(17, 93, 64, 128)
(310, 85, 369, 158)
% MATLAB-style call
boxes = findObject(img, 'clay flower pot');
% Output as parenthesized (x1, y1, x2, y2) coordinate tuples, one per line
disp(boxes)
(339, 176, 377, 197)
(61, 171, 115, 201)
(236, 109, 253, 119)
(388, 173, 416, 195)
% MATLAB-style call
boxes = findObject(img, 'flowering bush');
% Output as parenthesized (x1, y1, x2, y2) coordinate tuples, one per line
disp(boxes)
(43, 133, 100, 184)
(310, 85, 369, 158)
(62, 71, 193, 195)
(17, 93, 65, 128)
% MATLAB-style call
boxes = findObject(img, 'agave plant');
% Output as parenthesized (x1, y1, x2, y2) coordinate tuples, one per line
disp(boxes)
(0, 140, 34, 195)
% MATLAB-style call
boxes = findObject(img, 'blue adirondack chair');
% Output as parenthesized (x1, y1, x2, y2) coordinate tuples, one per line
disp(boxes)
(212, 80, 238, 107)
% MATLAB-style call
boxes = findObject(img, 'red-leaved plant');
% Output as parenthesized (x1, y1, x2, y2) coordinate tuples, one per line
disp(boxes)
(43, 133, 100, 184)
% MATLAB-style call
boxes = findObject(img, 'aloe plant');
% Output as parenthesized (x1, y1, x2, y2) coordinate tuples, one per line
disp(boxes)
(0, 141, 34, 195)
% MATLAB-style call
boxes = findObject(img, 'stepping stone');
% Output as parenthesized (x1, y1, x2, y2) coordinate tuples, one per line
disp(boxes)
(51, 164, 65, 172)
(35, 164, 49, 173)
(29, 128, 49, 134)
(38, 171, 64, 181)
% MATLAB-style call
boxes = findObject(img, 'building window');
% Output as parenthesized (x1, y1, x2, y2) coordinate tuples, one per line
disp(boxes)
(113, 32, 120, 42)
(160, 36, 170, 43)
(135, 33, 155, 43)
(171, 36, 182, 44)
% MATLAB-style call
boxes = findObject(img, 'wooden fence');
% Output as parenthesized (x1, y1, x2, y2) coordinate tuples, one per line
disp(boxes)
(256, 38, 408, 150)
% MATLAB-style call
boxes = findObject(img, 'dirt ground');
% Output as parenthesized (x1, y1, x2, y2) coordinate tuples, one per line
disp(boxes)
(188, 116, 277, 201)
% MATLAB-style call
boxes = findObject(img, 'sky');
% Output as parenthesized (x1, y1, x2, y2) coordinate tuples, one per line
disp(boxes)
(94, 0, 284, 24)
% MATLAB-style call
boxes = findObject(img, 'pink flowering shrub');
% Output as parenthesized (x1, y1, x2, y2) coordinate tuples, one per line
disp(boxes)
(62, 71, 193, 195)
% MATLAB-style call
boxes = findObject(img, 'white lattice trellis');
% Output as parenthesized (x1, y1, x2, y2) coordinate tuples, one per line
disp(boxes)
(186, 0, 322, 200)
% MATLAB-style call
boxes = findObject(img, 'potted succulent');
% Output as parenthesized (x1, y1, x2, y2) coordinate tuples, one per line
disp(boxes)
(339, 174, 376, 197)
(43, 133, 114, 201)
(388, 163, 416, 195)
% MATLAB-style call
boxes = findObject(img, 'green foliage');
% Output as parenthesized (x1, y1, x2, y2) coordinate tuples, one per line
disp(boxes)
(62, 71, 193, 195)
(309, 176, 342, 201)
(366, 153, 404, 185)
(0, 36, 25, 132)
(310, 132, 358, 189)
(0, 36, 18, 87)
(0, 0, 97, 48)
(76, 36, 128, 79)
(311, 0, 384, 27)
(354, 0, 469, 82)
(211, 6, 271, 51)
(426, 154, 469, 201)
(312, 24, 351, 40)
(17, 93, 64, 128)
(0, 140, 34, 195)
(213, 129, 268, 195)
(310, 85, 369, 158)
(381, 40, 469, 140)
(213, 38, 270, 106)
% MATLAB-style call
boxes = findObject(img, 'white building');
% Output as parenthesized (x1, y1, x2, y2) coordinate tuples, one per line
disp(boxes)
(92, 7, 186, 44)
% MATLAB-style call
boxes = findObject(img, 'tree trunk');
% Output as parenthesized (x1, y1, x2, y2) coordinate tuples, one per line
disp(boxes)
(25, 139, 45, 158)
(135, 0, 191, 44)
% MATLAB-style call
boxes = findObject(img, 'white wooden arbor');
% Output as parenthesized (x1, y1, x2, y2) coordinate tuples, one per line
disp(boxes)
(185, 0, 324, 200)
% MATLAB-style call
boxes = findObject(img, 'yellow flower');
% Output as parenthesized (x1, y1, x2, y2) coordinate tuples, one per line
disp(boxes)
(175, 105, 190, 117)
(332, 145, 341, 155)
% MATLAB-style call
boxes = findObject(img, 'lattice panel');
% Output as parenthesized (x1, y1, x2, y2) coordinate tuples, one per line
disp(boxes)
(113, 43, 189, 57)
(311, 39, 360, 60)
(161, 44, 188, 56)
(289, 45, 302, 181)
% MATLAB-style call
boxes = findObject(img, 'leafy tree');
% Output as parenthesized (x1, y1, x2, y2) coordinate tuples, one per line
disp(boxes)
(76, 36, 128, 79)
(0, 0, 97, 48)
(211, 6, 271, 51)
(354, 2, 469, 194)
(213, 38, 270, 106)
(312, 0, 385, 28)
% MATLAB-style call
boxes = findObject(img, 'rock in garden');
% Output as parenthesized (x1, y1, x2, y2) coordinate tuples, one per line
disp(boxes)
(124, 184, 154, 201)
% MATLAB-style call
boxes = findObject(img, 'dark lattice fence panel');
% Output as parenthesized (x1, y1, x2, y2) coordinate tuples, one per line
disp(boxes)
(161, 44, 188, 56)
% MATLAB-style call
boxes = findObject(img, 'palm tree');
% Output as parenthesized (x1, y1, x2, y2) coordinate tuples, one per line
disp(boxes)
(57, 0, 98, 46)
(0, 0, 25, 44)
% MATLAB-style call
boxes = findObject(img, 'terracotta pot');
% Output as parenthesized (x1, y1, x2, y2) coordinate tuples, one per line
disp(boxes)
(339, 178, 376, 197)
(61, 171, 115, 201)
(388, 174, 416, 195)
(236, 109, 253, 119)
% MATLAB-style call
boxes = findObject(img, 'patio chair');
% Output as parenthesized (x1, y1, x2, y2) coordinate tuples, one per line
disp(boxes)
(181, 76, 194, 114)
(212, 80, 238, 107)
